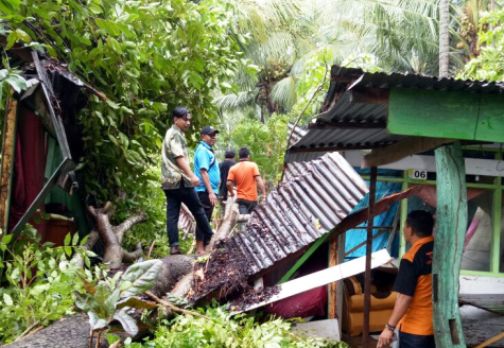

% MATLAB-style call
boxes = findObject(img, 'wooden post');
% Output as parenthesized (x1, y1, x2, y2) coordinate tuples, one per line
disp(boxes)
(328, 233, 338, 319)
(362, 167, 377, 347)
(433, 142, 467, 347)
(0, 93, 17, 235)
(336, 232, 345, 333)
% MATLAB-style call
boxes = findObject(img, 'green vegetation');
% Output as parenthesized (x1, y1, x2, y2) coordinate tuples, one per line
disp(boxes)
(1, 0, 243, 216)
(0, 226, 95, 344)
(126, 306, 348, 348)
(461, 8, 504, 81)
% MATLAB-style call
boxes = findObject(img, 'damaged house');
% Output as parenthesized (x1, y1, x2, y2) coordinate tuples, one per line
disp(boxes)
(0, 45, 95, 244)
(189, 65, 504, 347)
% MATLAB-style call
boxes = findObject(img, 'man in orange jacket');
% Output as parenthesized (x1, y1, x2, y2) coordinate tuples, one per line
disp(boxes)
(378, 210, 435, 348)
(226, 147, 266, 214)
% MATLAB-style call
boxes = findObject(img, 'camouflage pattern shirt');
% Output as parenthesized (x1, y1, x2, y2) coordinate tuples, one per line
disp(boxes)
(161, 125, 192, 189)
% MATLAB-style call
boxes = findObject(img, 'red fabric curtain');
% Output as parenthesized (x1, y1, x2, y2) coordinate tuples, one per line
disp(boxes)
(9, 107, 47, 238)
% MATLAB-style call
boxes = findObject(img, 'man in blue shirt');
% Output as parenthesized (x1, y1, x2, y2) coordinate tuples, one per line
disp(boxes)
(193, 126, 220, 255)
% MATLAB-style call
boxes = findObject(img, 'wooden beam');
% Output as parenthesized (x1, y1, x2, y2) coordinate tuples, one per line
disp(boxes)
(0, 93, 17, 235)
(362, 167, 377, 347)
(474, 331, 504, 348)
(328, 234, 338, 319)
(363, 136, 453, 167)
(344, 150, 504, 177)
(336, 232, 345, 334)
(433, 142, 467, 347)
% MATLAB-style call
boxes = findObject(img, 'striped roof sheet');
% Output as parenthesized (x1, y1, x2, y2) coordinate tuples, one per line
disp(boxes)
(224, 152, 367, 275)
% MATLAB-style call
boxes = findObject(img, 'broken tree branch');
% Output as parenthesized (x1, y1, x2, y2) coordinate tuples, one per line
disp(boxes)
(145, 291, 208, 319)
(113, 213, 147, 243)
(87, 203, 146, 270)
(122, 243, 143, 263)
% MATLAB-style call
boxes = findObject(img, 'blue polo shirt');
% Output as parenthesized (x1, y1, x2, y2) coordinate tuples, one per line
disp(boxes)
(194, 141, 220, 193)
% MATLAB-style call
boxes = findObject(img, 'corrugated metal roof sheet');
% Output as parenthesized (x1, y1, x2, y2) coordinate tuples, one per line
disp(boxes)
(319, 92, 387, 124)
(220, 152, 366, 275)
(287, 123, 308, 147)
(285, 126, 404, 163)
(328, 65, 504, 95)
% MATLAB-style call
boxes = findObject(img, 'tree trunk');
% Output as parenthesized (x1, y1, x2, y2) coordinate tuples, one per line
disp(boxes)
(171, 197, 241, 299)
(87, 203, 146, 270)
(438, 0, 450, 77)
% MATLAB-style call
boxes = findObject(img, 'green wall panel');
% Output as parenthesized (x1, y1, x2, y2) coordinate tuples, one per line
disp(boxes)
(388, 89, 504, 142)
(476, 94, 504, 142)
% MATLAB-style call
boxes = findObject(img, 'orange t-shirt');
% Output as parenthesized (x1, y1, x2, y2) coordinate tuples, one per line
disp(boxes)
(394, 236, 434, 336)
(227, 160, 261, 201)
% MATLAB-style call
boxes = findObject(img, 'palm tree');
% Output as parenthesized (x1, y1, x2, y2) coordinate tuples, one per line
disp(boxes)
(217, 0, 470, 128)
(439, 0, 451, 76)
(216, 0, 367, 123)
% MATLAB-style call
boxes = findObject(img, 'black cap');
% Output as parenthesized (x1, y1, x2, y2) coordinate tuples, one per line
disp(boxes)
(200, 126, 219, 136)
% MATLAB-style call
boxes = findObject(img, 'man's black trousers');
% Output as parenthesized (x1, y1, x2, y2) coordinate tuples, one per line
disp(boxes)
(197, 191, 214, 245)
(164, 187, 213, 246)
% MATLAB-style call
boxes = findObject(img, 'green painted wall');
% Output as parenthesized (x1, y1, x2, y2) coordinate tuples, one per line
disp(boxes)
(388, 89, 504, 143)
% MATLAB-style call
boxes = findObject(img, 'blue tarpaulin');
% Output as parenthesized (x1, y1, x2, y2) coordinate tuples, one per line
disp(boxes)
(345, 181, 402, 258)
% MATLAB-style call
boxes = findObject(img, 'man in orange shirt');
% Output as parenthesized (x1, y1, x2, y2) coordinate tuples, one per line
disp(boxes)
(226, 147, 266, 214)
(378, 210, 435, 348)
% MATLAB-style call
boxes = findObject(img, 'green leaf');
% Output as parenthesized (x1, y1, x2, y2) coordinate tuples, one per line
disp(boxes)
(5, 74, 27, 93)
(72, 232, 80, 246)
(63, 246, 72, 257)
(113, 309, 138, 336)
(5, 31, 18, 50)
(106, 333, 120, 345)
(64, 232, 72, 247)
(1, 233, 13, 245)
(119, 260, 163, 298)
(14, 29, 31, 43)
(88, 311, 109, 330)
(3, 293, 13, 306)
(107, 37, 122, 54)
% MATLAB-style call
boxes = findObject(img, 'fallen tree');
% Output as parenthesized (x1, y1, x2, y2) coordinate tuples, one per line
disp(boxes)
(3, 197, 251, 348)
(2, 203, 193, 348)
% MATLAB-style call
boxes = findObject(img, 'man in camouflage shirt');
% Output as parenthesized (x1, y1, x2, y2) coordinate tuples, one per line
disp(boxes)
(162, 106, 213, 255)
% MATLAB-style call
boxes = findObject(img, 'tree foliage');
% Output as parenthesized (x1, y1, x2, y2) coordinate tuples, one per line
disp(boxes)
(0, 226, 96, 344)
(228, 114, 289, 184)
(126, 305, 348, 348)
(461, 8, 504, 81)
(1, 0, 242, 212)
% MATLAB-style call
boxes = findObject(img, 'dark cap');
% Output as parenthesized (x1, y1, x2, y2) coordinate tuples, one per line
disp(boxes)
(200, 126, 219, 136)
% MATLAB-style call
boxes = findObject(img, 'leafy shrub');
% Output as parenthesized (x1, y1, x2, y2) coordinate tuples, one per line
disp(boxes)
(126, 306, 348, 348)
(0, 226, 97, 344)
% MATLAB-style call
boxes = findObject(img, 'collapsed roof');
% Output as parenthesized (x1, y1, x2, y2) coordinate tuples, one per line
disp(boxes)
(191, 152, 368, 301)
